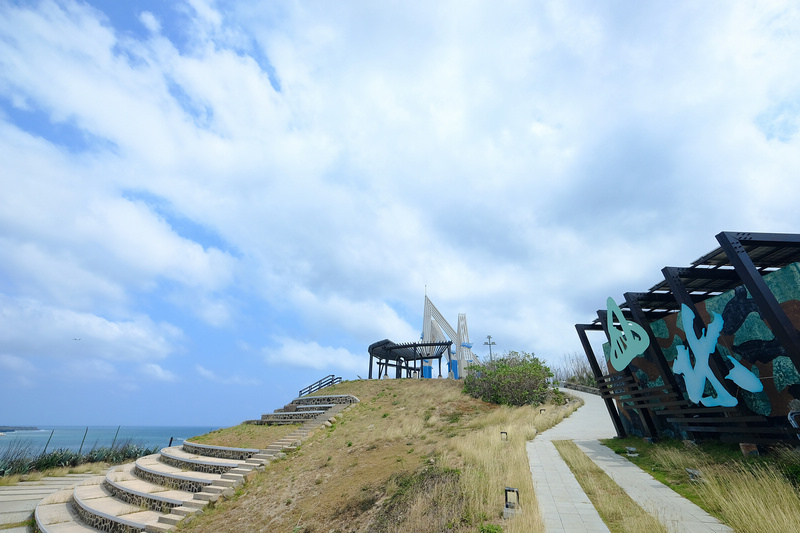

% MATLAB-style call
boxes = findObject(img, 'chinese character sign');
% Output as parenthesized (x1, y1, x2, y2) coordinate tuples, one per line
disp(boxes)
(672, 304, 763, 407)
(607, 297, 650, 371)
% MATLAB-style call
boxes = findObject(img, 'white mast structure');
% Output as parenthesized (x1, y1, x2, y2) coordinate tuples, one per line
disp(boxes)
(421, 295, 477, 379)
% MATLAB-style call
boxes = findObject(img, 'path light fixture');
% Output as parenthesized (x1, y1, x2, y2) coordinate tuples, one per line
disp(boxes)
(686, 467, 704, 482)
(503, 487, 521, 519)
(484, 335, 496, 360)
(500, 431, 508, 441)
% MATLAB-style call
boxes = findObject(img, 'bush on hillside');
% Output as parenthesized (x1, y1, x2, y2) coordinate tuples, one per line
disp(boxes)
(463, 351, 563, 406)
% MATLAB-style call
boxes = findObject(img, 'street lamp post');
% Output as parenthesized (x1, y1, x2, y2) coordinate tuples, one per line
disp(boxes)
(484, 335, 496, 360)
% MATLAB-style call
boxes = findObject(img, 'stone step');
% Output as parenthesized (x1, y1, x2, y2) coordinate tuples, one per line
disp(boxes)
(105, 463, 200, 513)
(259, 411, 326, 424)
(158, 447, 241, 475)
(135, 455, 218, 493)
(222, 467, 258, 479)
(290, 394, 359, 406)
(30, 415, 323, 533)
(73, 479, 164, 531)
(181, 441, 259, 461)
(244, 393, 357, 426)
(293, 404, 335, 412)
(191, 492, 220, 504)
(35, 488, 99, 533)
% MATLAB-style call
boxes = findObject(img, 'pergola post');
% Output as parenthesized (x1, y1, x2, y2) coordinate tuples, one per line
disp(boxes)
(575, 324, 626, 437)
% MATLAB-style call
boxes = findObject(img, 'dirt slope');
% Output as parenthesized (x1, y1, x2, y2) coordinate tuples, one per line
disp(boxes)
(179, 378, 574, 533)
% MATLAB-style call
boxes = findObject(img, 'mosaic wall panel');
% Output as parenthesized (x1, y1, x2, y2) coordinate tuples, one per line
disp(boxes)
(605, 262, 800, 438)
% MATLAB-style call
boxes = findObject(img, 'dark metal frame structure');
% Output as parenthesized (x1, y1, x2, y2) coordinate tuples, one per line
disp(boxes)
(576, 231, 800, 444)
(368, 339, 453, 379)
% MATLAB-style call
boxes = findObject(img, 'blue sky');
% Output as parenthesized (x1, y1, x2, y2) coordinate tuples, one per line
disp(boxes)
(1, 0, 800, 426)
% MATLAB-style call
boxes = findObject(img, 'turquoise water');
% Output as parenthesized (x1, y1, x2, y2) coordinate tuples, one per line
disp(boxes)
(0, 425, 219, 455)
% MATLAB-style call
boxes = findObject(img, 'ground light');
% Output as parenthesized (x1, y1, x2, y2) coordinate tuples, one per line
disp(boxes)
(503, 487, 520, 519)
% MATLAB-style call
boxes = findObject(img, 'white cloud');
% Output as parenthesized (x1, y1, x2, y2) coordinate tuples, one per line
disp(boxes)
(0, 354, 35, 373)
(2, 0, 800, 424)
(142, 363, 177, 382)
(195, 365, 259, 385)
(139, 11, 161, 34)
(288, 289, 418, 343)
(63, 358, 117, 381)
(265, 338, 364, 374)
(0, 354, 36, 386)
(0, 294, 181, 362)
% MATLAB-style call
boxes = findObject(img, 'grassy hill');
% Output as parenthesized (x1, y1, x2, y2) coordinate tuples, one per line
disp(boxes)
(179, 378, 578, 533)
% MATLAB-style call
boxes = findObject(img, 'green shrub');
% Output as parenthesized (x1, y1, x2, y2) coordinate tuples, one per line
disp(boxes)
(463, 351, 556, 406)
(1, 440, 158, 477)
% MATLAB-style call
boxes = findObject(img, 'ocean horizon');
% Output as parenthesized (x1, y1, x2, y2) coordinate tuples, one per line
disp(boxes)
(0, 425, 220, 455)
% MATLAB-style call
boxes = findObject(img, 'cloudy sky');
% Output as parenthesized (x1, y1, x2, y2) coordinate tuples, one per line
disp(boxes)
(1, 0, 799, 427)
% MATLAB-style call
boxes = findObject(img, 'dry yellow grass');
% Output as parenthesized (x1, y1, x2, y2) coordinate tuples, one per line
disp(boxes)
(694, 462, 800, 533)
(179, 379, 578, 532)
(187, 423, 301, 449)
(604, 438, 800, 532)
(449, 405, 561, 532)
(647, 443, 800, 531)
(553, 440, 667, 533)
(0, 462, 107, 486)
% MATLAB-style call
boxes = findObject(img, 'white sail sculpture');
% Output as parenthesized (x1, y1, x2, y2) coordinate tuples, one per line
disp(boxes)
(421, 295, 477, 379)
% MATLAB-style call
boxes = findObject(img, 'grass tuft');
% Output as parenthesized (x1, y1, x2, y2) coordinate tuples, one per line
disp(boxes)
(554, 440, 667, 533)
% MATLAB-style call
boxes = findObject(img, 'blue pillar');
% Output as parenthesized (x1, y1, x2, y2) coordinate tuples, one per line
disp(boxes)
(448, 360, 460, 380)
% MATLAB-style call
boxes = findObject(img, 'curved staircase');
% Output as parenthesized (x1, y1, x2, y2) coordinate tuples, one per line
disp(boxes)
(33, 394, 359, 532)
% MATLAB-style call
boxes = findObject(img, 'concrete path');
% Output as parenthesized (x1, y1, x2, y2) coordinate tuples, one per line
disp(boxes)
(0, 473, 99, 532)
(528, 389, 732, 533)
(575, 440, 732, 533)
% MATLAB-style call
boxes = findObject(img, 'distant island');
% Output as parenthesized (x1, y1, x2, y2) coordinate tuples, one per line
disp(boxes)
(0, 426, 39, 432)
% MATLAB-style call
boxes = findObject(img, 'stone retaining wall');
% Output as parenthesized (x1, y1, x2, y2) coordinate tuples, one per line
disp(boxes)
(260, 411, 323, 422)
(72, 496, 141, 533)
(292, 394, 359, 405)
(103, 479, 179, 513)
(159, 453, 235, 475)
(133, 465, 209, 493)
(183, 441, 258, 461)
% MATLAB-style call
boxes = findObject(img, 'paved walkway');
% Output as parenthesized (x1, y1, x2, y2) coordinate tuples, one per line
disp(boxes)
(527, 389, 732, 533)
(0, 473, 99, 532)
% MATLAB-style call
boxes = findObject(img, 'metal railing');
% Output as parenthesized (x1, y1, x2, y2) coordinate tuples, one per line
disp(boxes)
(299, 374, 342, 397)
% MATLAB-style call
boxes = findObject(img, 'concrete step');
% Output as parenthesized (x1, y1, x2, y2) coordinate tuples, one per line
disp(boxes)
(72, 478, 164, 531)
(259, 412, 326, 424)
(158, 446, 241, 475)
(222, 466, 258, 479)
(181, 441, 259, 461)
(294, 404, 335, 412)
(104, 463, 200, 513)
(244, 393, 358, 426)
(35, 488, 99, 533)
(290, 394, 359, 406)
(134, 455, 217, 493)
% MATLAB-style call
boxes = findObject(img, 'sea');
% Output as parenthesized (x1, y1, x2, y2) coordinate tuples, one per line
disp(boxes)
(0, 426, 219, 456)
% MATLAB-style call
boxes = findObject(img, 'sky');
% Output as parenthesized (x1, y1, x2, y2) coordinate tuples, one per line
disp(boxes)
(1, 0, 800, 427)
